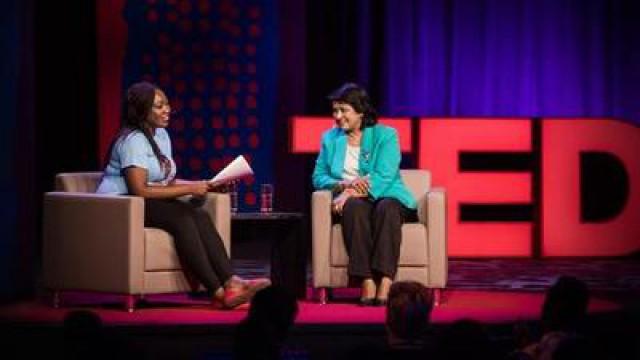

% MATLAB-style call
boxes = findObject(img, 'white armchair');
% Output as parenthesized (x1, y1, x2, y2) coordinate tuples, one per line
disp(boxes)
(42, 172, 231, 311)
(311, 169, 447, 303)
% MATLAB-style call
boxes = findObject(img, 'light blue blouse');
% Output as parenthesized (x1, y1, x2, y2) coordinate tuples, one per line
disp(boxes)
(96, 128, 176, 194)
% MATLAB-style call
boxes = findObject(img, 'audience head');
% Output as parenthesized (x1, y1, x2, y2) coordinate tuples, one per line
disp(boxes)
(541, 276, 589, 332)
(246, 285, 299, 338)
(327, 83, 378, 129)
(63, 310, 103, 340)
(385, 281, 434, 342)
(438, 319, 495, 360)
(234, 286, 298, 360)
(62, 310, 137, 358)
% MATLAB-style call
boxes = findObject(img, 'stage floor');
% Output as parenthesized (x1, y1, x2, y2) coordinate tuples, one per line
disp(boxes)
(0, 289, 624, 326)
(1, 258, 638, 326)
(1, 259, 638, 359)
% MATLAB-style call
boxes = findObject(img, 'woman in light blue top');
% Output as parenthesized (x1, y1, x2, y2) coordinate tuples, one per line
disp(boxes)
(97, 82, 269, 309)
(312, 83, 418, 306)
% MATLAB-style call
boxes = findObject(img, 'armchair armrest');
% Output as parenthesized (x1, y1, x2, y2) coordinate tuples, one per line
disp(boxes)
(311, 190, 332, 287)
(201, 193, 231, 256)
(42, 192, 145, 293)
(425, 187, 447, 288)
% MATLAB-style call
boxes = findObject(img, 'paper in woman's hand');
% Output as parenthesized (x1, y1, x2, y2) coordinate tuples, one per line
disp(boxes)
(208, 155, 254, 186)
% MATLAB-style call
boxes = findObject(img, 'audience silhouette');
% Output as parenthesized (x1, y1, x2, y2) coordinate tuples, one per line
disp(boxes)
(508, 276, 596, 360)
(233, 285, 299, 360)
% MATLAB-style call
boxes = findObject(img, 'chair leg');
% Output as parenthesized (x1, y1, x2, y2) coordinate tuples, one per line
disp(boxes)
(51, 290, 61, 309)
(125, 295, 136, 313)
(317, 288, 328, 304)
(434, 288, 443, 307)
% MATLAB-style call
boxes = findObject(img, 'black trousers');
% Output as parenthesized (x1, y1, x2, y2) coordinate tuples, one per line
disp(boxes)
(338, 197, 417, 279)
(144, 198, 233, 291)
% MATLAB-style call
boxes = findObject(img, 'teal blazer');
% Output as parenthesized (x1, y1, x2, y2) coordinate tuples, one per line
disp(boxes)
(312, 124, 417, 209)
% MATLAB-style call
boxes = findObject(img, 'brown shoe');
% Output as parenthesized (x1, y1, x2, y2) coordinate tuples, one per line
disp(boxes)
(245, 278, 271, 293)
(219, 287, 254, 309)
(212, 297, 250, 310)
(218, 278, 271, 309)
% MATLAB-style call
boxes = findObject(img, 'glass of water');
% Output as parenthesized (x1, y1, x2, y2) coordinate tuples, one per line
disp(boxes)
(260, 183, 273, 213)
(229, 181, 238, 213)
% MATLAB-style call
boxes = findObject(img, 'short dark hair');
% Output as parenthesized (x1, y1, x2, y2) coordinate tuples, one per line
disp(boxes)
(386, 281, 434, 341)
(327, 83, 378, 128)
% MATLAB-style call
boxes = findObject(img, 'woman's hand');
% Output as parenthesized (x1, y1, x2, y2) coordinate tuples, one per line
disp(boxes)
(332, 187, 367, 214)
(338, 177, 369, 196)
(207, 182, 231, 193)
(177, 179, 227, 195)
(349, 177, 370, 195)
(332, 190, 351, 214)
(189, 181, 209, 197)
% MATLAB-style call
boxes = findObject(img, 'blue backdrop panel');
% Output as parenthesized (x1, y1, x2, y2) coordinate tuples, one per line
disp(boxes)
(122, 0, 277, 211)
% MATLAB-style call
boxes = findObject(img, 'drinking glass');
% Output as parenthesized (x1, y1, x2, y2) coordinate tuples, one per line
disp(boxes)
(260, 184, 273, 213)
(229, 181, 238, 213)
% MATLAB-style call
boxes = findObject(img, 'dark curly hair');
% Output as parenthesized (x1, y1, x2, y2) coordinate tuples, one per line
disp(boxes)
(327, 83, 378, 129)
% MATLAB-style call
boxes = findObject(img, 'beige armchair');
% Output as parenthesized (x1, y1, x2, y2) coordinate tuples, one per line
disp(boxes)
(42, 172, 231, 311)
(311, 169, 447, 303)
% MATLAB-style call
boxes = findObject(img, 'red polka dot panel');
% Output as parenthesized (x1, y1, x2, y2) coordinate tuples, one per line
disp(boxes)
(189, 157, 202, 172)
(171, 117, 185, 132)
(193, 135, 205, 151)
(191, 116, 204, 130)
(210, 116, 223, 129)
(248, 133, 260, 148)
(147, 9, 159, 23)
(229, 133, 240, 148)
(227, 115, 239, 128)
(244, 192, 256, 206)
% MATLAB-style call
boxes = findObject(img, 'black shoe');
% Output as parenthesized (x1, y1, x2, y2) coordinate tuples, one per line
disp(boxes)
(374, 298, 388, 307)
(359, 297, 376, 306)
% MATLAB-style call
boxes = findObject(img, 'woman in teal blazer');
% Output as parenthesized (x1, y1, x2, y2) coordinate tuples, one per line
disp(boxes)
(312, 83, 417, 306)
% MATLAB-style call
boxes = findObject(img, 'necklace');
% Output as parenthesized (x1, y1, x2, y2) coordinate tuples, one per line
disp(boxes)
(347, 131, 361, 146)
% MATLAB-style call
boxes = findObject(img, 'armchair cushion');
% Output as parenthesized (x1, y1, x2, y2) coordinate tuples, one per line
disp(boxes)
(144, 228, 182, 271)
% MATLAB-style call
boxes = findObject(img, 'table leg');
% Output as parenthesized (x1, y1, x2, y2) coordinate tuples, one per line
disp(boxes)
(270, 220, 308, 299)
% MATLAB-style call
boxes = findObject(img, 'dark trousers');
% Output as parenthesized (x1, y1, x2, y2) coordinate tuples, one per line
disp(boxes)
(339, 197, 416, 279)
(144, 198, 233, 291)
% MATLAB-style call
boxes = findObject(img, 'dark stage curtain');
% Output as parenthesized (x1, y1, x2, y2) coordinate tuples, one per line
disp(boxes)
(307, 0, 640, 124)
(0, 0, 35, 302)
(0, 0, 98, 301)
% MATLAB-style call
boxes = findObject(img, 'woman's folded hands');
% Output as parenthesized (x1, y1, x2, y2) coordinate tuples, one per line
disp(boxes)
(332, 177, 370, 214)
